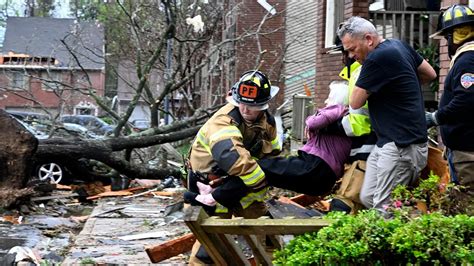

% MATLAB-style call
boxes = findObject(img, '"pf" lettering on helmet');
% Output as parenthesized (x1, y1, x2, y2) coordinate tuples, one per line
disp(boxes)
(239, 84, 258, 98)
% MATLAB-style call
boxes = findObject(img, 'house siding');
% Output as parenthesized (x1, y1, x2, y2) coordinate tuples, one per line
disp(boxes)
(284, 0, 317, 110)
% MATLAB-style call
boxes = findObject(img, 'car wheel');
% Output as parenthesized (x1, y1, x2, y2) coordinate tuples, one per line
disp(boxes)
(36, 162, 63, 184)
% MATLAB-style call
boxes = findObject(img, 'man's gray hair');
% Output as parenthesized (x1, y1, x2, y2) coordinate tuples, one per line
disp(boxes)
(337, 16, 378, 39)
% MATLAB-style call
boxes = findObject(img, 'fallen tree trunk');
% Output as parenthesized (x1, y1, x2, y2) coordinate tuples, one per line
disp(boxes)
(0, 107, 213, 207)
(35, 126, 200, 180)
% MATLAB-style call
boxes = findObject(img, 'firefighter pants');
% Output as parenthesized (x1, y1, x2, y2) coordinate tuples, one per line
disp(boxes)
(258, 151, 337, 196)
(448, 149, 474, 215)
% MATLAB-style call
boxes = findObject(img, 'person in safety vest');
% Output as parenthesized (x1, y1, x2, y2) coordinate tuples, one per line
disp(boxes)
(427, 4, 474, 215)
(184, 70, 281, 264)
(320, 35, 377, 213)
(325, 35, 377, 160)
(257, 81, 352, 198)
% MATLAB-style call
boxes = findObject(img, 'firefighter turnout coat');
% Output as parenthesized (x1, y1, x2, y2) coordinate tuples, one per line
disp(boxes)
(189, 103, 281, 213)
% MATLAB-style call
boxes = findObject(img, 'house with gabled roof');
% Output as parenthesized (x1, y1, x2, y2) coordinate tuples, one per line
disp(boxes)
(0, 16, 105, 117)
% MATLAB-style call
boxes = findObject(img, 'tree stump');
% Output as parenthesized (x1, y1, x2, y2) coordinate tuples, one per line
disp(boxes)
(0, 109, 38, 208)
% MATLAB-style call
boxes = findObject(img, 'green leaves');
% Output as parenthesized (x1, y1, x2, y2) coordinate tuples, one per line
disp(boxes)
(388, 213, 474, 264)
(273, 211, 474, 265)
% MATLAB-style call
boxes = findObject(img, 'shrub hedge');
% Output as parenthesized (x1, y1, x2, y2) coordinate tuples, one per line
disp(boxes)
(273, 210, 473, 265)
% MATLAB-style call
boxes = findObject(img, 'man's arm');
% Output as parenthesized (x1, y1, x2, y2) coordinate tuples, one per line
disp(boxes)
(417, 59, 437, 85)
(350, 86, 370, 109)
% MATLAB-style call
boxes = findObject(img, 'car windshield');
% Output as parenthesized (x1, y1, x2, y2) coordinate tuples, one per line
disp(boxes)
(60, 115, 113, 136)
(134, 120, 150, 128)
(9, 112, 96, 139)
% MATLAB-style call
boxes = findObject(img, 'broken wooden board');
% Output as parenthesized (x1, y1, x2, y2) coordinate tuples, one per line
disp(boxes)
(31, 193, 79, 202)
(289, 194, 322, 207)
(86, 191, 133, 200)
(118, 231, 169, 241)
(145, 233, 196, 263)
(184, 206, 332, 266)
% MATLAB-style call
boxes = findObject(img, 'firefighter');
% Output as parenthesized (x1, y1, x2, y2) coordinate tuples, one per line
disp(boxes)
(426, 4, 474, 215)
(185, 70, 281, 264)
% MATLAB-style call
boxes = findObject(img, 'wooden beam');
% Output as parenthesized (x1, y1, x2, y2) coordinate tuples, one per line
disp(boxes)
(183, 206, 333, 265)
(243, 235, 273, 266)
(200, 216, 332, 235)
(289, 194, 322, 207)
(145, 233, 196, 263)
(184, 206, 243, 265)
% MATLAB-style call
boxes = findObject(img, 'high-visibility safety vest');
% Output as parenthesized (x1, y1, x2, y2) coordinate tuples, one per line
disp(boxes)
(338, 62, 372, 137)
(189, 103, 281, 213)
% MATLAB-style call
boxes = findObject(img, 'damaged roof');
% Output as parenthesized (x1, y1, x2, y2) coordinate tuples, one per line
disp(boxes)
(2, 16, 104, 70)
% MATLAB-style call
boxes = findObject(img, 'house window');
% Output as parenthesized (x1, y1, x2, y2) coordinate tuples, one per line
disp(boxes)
(7, 71, 27, 90)
(325, 0, 345, 48)
(42, 71, 63, 91)
(75, 73, 89, 87)
(470, 0, 474, 10)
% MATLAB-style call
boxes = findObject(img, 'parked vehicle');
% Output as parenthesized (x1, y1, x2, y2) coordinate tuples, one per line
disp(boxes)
(33, 157, 107, 185)
(131, 119, 150, 132)
(8, 111, 93, 139)
(10, 115, 99, 184)
(61, 115, 114, 136)
(7, 111, 51, 133)
(7, 110, 51, 122)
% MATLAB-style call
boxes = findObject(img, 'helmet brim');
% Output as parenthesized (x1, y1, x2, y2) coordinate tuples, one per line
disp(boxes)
(227, 85, 279, 111)
(227, 97, 269, 110)
(270, 85, 280, 98)
(429, 30, 445, 39)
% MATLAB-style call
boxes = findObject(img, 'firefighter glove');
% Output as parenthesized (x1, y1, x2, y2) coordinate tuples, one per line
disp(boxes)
(425, 111, 439, 128)
(195, 194, 217, 206)
(183, 191, 216, 214)
(197, 181, 215, 195)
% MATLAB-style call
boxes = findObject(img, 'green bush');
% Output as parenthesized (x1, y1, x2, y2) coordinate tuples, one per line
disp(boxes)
(389, 213, 474, 264)
(273, 211, 474, 265)
(274, 174, 473, 265)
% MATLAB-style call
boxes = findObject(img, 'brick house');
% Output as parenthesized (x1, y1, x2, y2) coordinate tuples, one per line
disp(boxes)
(0, 17, 105, 117)
(197, 0, 287, 109)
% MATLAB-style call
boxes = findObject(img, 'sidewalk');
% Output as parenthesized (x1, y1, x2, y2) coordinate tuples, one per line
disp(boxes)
(62, 190, 190, 264)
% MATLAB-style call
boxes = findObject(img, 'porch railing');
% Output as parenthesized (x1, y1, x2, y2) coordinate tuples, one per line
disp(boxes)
(369, 11, 440, 49)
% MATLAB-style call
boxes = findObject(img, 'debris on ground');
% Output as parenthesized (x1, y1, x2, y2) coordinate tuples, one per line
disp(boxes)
(0, 176, 190, 264)
(0, 175, 328, 264)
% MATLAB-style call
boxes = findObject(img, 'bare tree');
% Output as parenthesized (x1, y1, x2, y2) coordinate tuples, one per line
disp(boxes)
(0, 0, 287, 205)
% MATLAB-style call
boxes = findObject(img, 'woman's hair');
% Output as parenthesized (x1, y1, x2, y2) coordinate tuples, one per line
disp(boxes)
(337, 16, 378, 40)
(325, 81, 349, 106)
